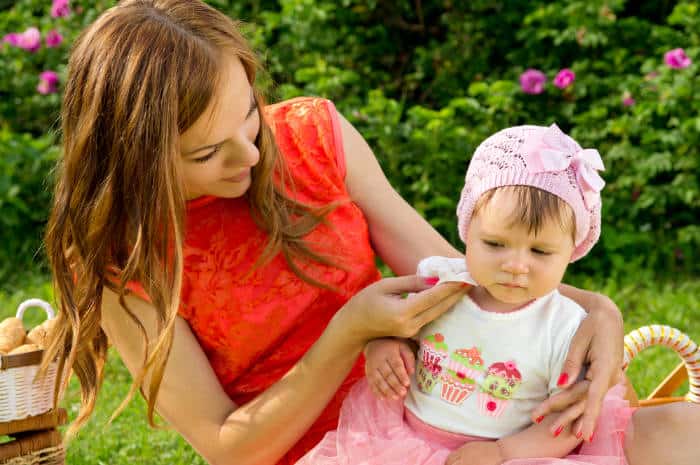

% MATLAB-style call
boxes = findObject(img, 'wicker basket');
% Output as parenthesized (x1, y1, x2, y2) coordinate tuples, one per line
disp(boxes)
(0, 300, 58, 423)
(623, 324, 700, 405)
(0, 429, 64, 465)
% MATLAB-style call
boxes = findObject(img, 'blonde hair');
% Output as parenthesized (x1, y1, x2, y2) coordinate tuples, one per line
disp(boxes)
(44, 0, 339, 438)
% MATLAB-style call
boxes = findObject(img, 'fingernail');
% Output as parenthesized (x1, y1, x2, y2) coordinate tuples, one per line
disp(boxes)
(557, 373, 569, 387)
(554, 425, 563, 437)
(535, 415, 544, 424)
(460, 283, 471, 288)
(575, 431, 583, 439)
(589, 432, 595, 443)
(423, 276, 440, 286)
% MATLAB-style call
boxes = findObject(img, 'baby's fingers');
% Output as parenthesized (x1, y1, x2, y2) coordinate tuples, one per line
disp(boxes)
(369, 369, 395, 399)
(379, 362, 407, 398)
(389, 352, 411, 387)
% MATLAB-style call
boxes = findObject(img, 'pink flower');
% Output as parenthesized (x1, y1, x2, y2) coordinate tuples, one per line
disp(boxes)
(519, 69, 547, 95)
(50, 0, 70, 18)
(622, 92, 635, 107)
(6, 27, 42, 52)
(45, 30, 63, 48)
(553, 68, 575, 89)
(37, 71, 59, 95)
(3, 33, 20, 46)
(664, 48, 692, 69)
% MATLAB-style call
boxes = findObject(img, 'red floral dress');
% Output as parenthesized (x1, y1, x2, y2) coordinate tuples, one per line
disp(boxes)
(128, 97, 381, 463)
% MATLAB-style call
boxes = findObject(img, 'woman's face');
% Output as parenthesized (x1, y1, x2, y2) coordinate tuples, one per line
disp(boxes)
(179, 57, 261, 200)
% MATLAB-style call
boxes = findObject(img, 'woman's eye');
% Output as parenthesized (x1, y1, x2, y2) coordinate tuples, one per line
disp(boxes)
(483, 240, 503, 248)
(193, 145, 222, 163)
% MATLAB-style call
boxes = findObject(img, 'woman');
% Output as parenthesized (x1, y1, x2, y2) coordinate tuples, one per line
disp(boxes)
(44, 2, 695, 465)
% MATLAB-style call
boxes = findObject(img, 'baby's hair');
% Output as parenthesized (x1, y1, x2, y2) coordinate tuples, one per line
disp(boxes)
(472, 186, 576, 241)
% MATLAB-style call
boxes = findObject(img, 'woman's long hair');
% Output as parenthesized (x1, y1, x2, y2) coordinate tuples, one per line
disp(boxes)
(44, 0, 338, 438)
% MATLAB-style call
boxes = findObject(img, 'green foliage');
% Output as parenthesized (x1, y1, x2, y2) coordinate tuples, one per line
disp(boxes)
(1, 0, 699, 288)
(0, 129, 58, 285)
(224, 0, 700, 276)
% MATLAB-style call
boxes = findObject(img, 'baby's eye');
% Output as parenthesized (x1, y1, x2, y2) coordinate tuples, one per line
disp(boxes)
(483, 240, 504, 248)
(531, 248, 551, 256)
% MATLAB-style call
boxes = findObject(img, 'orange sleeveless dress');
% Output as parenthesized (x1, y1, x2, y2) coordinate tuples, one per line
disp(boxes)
(128, 97, 381, 464)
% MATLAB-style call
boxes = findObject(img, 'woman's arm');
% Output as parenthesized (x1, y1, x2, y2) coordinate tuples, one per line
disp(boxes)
(101, 278, 466, 465)
(339, 114, 461, 275)
(537, 285, 624, 440)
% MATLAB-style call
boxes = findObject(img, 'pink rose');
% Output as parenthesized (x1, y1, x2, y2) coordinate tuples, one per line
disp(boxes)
(553, 68, 575, 89)
(3, 33, 20, 46)
(37, 71, 59, 95)
(46, 30, 63, 48)
(664, 48, 691, 69)
(7, 27, 42, 52)
(519, 69, 546, 95)
(51, 0, 70, 18)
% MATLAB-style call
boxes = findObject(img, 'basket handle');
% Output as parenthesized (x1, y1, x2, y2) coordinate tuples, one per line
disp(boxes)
(623, 325, 700, 403)
(16, 298, 56, 322)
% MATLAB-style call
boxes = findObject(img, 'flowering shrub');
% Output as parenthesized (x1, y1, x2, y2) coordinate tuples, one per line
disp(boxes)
(1, 0, 699, 281)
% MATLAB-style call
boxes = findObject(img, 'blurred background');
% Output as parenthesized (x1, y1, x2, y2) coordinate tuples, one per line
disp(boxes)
(1, 1, 698, 463)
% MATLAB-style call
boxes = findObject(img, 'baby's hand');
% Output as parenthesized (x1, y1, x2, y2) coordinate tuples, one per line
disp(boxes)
(445, 440, 504, 465)
(364, 338, 415, 400)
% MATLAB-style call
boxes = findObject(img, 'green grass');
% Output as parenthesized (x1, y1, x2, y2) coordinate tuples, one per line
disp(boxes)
(1, 272, 698, 463)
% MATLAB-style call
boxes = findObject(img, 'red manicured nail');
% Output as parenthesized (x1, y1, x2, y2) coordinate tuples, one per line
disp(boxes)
(589, 432, 595, 442)
(554, 425, 564, 437)
(557, 373, 569, 387)
(576, 431, 583, 439)
(423, 276, 440, 286)
(535, 415, 544, 424)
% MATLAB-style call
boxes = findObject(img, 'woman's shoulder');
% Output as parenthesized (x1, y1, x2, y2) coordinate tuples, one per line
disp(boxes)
(264, 96, 348, 202)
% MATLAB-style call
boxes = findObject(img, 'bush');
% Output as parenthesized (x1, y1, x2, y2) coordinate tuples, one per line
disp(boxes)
(1, 0, 699, 286)
(0, 129, 58, 285)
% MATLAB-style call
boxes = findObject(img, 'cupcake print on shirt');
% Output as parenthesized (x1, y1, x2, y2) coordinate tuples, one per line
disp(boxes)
(417, 333, 448, 394)
(478, 361, 522, 417)
(440, 347, 484, 405)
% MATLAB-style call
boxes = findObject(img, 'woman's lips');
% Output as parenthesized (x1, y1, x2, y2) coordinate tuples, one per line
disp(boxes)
(222, 170, 250, 183)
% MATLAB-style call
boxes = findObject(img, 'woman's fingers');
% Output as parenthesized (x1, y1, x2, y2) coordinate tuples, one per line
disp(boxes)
(557, 316, 592, 388)
(548, 398, 586, 438)
(410, 283, 468, 329)
(532, 379, 589, 421)
(576, 366, 607, 442)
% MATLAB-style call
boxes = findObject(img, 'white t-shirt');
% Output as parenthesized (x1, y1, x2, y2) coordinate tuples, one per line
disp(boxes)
(403, 257, 587, 439)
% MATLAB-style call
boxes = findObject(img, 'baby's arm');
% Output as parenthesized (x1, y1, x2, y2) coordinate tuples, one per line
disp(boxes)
(446, 416, 582, 465)
(364, 337, 417, 399)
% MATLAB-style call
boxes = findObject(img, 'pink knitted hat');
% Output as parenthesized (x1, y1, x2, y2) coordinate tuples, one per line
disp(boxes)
(456, 124, 605, 262)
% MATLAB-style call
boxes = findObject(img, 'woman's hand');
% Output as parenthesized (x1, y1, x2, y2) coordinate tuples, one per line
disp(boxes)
(532, 289, 624, 442)
(364, 338, 415, 400)
(338, 276, 468, 347)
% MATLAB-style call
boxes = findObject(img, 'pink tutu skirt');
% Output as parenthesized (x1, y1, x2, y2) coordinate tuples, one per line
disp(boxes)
(296, 379, 635, 465)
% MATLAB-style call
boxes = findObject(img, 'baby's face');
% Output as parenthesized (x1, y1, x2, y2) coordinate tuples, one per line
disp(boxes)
(465, 189, 575, 309)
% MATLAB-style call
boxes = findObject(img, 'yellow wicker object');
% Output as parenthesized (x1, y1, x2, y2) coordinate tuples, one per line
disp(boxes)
(623, 324, 700, 406)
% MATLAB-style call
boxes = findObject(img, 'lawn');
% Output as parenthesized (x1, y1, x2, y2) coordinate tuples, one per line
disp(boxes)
(1, 272, 698, 464)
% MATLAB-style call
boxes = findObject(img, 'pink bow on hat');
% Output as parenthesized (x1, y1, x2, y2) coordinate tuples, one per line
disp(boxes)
(525, 124, 605, 208)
